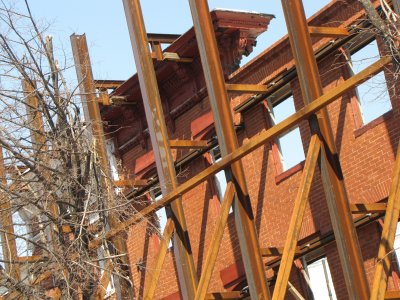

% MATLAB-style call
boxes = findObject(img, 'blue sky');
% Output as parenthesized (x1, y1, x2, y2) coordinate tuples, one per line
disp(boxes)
(23, 0, 332, 81)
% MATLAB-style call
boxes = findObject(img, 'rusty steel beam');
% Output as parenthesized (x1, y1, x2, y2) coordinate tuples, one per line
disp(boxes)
(144, 219, 175, 300)
(308, 26, 349, 38)
(122, 0, 199, 298)
(93, 80, 124, 90)
(70, 34, 132, 299)
(188, 0, 270, 298)
(272, 135, 320, 300)
(195, 183, 236, 300)
(0, 149, 19, 281)
(226, 83, 269, 93)
(350, 203, 387, 214)
(205, 291, 243, 300)
(147, 33, 181, 44)
(281, 1, 370, 298)
(169, 139, 209, 149)
(89, 56, 389, 248)
(371, 141, 400, 299)
(94, 259, 112, 300)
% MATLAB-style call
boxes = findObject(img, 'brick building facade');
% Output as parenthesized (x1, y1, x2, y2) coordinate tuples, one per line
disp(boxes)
(100, 1, 400, 298)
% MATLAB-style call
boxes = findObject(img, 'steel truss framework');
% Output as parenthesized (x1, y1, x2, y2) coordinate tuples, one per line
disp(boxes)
(0, 0, 399, 299)
(85, 0, 399, 299)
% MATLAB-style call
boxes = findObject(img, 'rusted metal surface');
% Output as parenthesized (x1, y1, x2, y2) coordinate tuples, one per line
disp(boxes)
(0, 149, 19, 281)
(195, 182, 236, 300)
(350, 203, 387, 214)
(122, 0, 198, 298)
(70, 34, 132, 299)
(272, 134, 321, 300)
(169, 139, 209, 149)
(147, 33, 181, 44)
(371, 141, 400, 299)
(143, 219, 175, 300)
(281, 0, 370, 298)
(188, 0, 270, 298)
(308, 26, 349, 38)
(90, 55, 390, 248)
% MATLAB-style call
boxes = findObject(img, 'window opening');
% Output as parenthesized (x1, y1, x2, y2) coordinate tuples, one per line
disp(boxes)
(348, 39, 391, 124)
(268, 95, 305, 171)
(303, 256, 337, 300)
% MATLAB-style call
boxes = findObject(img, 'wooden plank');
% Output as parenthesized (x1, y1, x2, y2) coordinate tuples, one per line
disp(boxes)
(226, 83, 269, 93)
(205, 291, 243, 299)
(308, 26, 349, 38)
(144, 219, 175, 300)
(272, 135, 321, 300)
(371, 141, 400, 299)
(114, 179, 149, 188)
(194, 183, 236, 300)
(385, 290, 400, 299)
(89, 56, 390, 249)
(169, 140, 209, 149)
(350, 203, 387, 214)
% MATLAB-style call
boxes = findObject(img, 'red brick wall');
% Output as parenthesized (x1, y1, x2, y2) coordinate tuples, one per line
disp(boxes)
(115, 0, 400, 298)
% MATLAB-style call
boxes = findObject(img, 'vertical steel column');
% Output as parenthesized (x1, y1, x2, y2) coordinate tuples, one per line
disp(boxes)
(122, 1, 198, 298)
(0, 149, 20, 281)
(281, 1, 369, 299)
(188, 0, 270, 298)
(71, 34, 132, 300)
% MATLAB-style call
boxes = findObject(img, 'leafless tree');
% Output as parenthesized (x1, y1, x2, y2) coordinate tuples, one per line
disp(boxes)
(0, 1, 159, 299)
